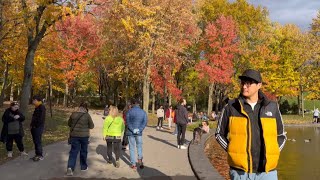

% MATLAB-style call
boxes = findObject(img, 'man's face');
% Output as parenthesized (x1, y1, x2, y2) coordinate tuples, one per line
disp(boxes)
(32, 99, 38, 105)
(240, 79, 261, 98)
(11, 105, 19, 111)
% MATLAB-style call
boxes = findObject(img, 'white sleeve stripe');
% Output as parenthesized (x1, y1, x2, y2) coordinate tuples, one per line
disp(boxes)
(216, 135, 228, 149)
(216, 105, 227, 133)
(277, 104, 287, 150)
(217, 135, 228, 147)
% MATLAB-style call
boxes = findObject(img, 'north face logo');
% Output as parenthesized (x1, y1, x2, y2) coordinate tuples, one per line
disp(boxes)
(265, 111, 273, 116)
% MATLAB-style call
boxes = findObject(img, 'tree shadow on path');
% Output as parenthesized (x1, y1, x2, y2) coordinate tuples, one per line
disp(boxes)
(147, 135, 177, 148)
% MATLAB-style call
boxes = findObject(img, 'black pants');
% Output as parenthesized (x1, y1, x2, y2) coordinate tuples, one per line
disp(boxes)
(31, 127, 43, 156)
(177, 124, 187, 145)
(122, 125, 129, 147)
(106, 138, 121, 161)
(6, 134, 24, 152)
(157, 117, 164, 127)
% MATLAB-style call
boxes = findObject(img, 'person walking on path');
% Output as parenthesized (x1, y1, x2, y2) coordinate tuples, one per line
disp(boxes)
(30, 95, 46, 162)
(1, 102, 28, 157)
(122, 103, 131, 150)
(103, 105, 125, 168)
(126, 98, 148, 170)
(66, 103, 94, 176)
(215, 69, 287, 180)
(156, 105, 164, 130)
(313, 108, 319, 123)
(165, 105, 174, 130)
(175, 98, 189, 149)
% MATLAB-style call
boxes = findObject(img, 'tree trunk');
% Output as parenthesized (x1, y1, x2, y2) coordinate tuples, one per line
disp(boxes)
(152, 90, 155, 114)
(0, 61, 9, 107)
(56, 92, 60, 105)
(215, 89, 220, 113)
(143, 75, 150, 112)
(48, 76, 53, 117)
(168, 93, 172, 106)
(63, 83, 69, 107)
(29, 86, 34, 105)
(10, 80, 14, 101)
(207, 83, 214, 115)
(297, 95, 301, 115)
(20, 46, 38, 114)
(193, 99, 196, 113)
(301, 89, 304, 118)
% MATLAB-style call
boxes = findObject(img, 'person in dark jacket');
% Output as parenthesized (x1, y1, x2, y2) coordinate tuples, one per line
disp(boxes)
(1, 102, 28, 157)
(175, 98, 189, 149)
(122, 103, 131, 150)
(30, 95, 46, 161)
(66, 102, 94, 176)
(126, 98, 147, 169)
(215, 69, 286, 179)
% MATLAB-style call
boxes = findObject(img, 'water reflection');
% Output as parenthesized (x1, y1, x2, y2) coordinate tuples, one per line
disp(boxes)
(278, 126, 320, 180)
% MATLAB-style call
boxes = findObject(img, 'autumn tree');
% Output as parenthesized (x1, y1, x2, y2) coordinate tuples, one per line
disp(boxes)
(54, 14, 102, 107)
(195, 15, 238, 114)
(0, 0, 24, 106)
(19, 0, 89, 113)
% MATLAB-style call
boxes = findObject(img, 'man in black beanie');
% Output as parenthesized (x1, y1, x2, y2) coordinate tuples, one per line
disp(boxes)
(30, 95, 46, 161)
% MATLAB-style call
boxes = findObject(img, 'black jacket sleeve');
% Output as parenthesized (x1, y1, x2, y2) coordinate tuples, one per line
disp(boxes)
(275, 103, 286, 151)
(31, 105, 46, 128)
(17, 111, 25, 122)
(2, 109, 15, 123)
(183, 107, 189, 123)
(215, 104, 230, 151)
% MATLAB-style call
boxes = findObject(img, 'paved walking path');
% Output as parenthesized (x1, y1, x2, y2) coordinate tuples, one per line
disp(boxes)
(0, 112, 196, 180)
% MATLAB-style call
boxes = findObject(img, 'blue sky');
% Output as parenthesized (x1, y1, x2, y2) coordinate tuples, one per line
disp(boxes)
(246, 0, 320, 30)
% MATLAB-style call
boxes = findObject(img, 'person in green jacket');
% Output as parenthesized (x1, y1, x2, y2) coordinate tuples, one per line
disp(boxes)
(103, 105, 125, 168)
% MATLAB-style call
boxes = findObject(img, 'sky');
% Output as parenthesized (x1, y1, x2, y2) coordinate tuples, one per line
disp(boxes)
(246, 0, 320, 31)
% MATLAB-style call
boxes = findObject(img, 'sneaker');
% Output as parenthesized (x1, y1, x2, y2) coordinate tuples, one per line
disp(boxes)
(138, 159, 144, 169)
(66, 168, 73, 176)
(160, 127, 164, 130)
(7, 151, 13, 158)
(107, 159, 112, 164)
(131, 165, 137, 170)
(156, 126, 160, 130)
(177, 145, 180, 149)
(33, 156, 44, 161)
(81, 167, 88, 171)
(116, 160, 120, 168)
(20, 151, 28, 156)
(180, 145, 187, 149)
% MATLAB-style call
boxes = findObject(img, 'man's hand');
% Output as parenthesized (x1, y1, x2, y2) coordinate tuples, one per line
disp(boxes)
(14, 115, 20, 119)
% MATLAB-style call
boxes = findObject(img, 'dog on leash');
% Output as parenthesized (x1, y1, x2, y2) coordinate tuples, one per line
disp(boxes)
(192, 124, 204, 145)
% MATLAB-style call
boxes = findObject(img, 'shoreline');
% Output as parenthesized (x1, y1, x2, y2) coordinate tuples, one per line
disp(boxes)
(284, 123, 320, 127)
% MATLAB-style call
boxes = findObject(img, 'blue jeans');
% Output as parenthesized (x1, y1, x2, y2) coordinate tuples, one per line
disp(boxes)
(67, 137, 89, 171)
(128, 135, 143, 166)
(230, 169, 278, 180)
(31, 127, 44, 156)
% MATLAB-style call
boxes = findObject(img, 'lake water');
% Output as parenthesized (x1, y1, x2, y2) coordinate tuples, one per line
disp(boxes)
(278, 126, 320, 180)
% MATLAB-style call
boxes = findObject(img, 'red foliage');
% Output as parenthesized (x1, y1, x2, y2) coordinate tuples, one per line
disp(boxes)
(55, 15, 103, 84)
(196, 15, 239, 84)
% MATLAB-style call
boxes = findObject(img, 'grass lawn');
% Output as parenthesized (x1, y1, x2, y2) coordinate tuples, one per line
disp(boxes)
(0, 105, 71, 165)
(282, 114, 314, 124)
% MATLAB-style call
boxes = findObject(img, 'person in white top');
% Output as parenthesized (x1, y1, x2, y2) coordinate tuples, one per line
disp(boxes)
(156, 106, 164, 130)
(313, 108, 319, 123)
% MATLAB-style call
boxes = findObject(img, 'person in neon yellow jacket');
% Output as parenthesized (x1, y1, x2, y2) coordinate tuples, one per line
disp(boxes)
(103, 105, 124, 168)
